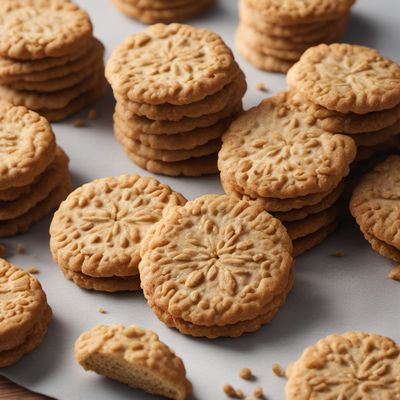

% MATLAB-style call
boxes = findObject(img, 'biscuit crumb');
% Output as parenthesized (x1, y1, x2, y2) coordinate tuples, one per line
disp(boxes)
(0, 244, 8, 258)
(73, 119, 85, 128)
(16, 243, 26, 254)
(26, 266, 39, 274)
(253, 386, 264, 398)
(98, 307, 107, 314)
(256, 82, 268, 92)
(333, 250, 345, 257)
(223, 384, 237, 397)
(235, 389, 244, 399)
(88, 108, 97, 120)
(388, 265, 400, 281)
(239, 367, 253, 380)
(272, 363, 285, 377)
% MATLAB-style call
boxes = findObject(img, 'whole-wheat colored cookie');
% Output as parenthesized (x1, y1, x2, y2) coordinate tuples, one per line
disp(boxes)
(0, 101, 56, 190)
(363, 231, 400, 263)
(0, 304, 51, 368)
(0, 174, 41, 202)
(218, 92, 356, 199)
(0, 147, 69, 221)
(125, 0, 199, 10)
(350, 156, 400, 250)
(113, 0, 214, 24)
(139, 194, 293, 326)
(61, 267, 141, 293)
(0, 0, 92, 60)
(0, 182, 72, 238)
(352, 120, 400, 147)
(106, 23, 238, 105)
(123, 148, 219, 177)
(75, 324, 191, 400)
(0, 259, 47, 352)
(244, 0, 354, 25)
(354, 142, 392, 163)
(293, 222, 337, 257)
(115, 73, 246, 121)
(114, 115, 231, 151)
(287, 44, 400, 114)
(50, 175, 186, 278)
(116, 100, 242, 135)
(286, 332, 400, 399)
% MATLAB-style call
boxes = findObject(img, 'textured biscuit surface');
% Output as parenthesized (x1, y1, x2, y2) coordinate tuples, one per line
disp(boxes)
(286, 332, 400, 399)
(106, 23, 237, 105)
(75, 324, 191, 400)
(218, 92, 356, 199)
(50, 175, 186, 278)
(0, 259, 47, 352)
(287, 44, 400, 114)
(0, 0, 92, 60)
(0, 101, 56, 190)
(350, 156, 400, 250)
(363, 232, 400, 263)
(139, 194, 293, 326)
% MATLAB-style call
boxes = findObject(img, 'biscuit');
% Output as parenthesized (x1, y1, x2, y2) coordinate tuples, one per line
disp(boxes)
(139, 194, 293, 326)
(0, 182, 72, 237)
(50, 175, 186, 278)
(0, 259, 47, 352)
(354, 142, 392, 163)
(285, 332, 400, 399)
(0, 102, 56, 190)
(0, 304, 52, 367)
(352, 119, 400, 147)
(287, 44, 400, 114)
(362, 231, 400, 263)
(0, 0, 93, 60)
(350, 156, 400, 251)
(75, 324, 191, 400)
(0, 147, 69, 221)
(115, 73, 246, 121)
(218, 92, 356, 199)
(106, 23, 238, 105)
(123, 150, 219, 177)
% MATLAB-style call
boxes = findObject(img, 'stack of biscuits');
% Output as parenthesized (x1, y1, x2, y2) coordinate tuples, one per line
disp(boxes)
(0, 102, 72, 237)
(139, 194, 294, 338)
(287, 43, 400, 165)
(0, 259, 52, 367)
(50, 175, 186, 292)
(236, 0, 354, 73)
(106, 23, 246, 177)
(218, 92, 357, 256)
(0, 0, 106, 122)
(112, 0, 215, 24)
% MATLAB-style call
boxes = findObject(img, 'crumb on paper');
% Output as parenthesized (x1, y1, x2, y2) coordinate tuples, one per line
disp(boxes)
(98, 307, 107, 314)
(272, 363, 285, 377)
(256, 82, 268, 92)
(73, 119, 85, 128)
(253, 386, 264, 398)
(0, 244, 8, 258)
(333, 250, 345, 257)
(26, 266, 39, 274)
(16, 243, 26, 254)
(239, 367, 253, 380)
(388, 265, 400, 281)
(88, 108, 97, 121)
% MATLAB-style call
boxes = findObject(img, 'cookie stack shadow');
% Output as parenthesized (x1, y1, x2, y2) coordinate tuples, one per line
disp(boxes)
(236, 0, 354, 72)
(0, 0, 106, 121)
(0, 259, 52, 367)
(0, 102, 72, 237)
(112, 0, 215, 24)
(106, 23, 246, 177)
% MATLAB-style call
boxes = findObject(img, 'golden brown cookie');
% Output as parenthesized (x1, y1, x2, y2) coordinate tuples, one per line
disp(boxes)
(50, 175, 186, 279)
(75, 324, 191, 400)
(106, 23, 239, 105)
(362, 231, 400, 263)
(285, 332, 400, 399)
(0, 259, 47, 352)
(139, 194, 293, 326)
(287, 44, 400, 114)
(0, 101, 56, 190)
(218, 92, 356, 199)
(352, 120, 400, 147)
(0, 0, 92, 60)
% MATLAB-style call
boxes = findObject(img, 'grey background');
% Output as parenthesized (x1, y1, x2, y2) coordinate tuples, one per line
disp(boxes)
(2, 0, 400, 399)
